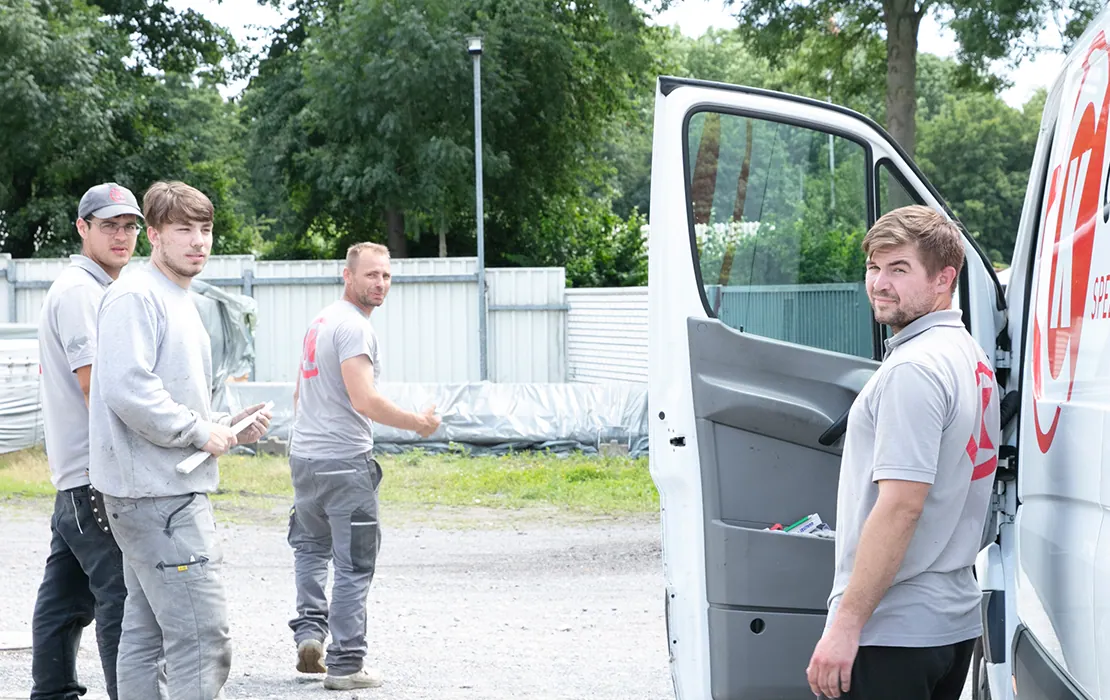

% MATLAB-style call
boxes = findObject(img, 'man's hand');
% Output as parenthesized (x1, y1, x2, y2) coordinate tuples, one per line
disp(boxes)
(232, 402, 273, 444)
(415, 405, 441, 438)
(806, 623, 860, 698)
(202, 423, 238, 457)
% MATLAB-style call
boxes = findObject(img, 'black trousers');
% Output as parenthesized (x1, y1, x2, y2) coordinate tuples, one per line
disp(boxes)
(30, 487, 127, 700)
(829, 639, 977, 700)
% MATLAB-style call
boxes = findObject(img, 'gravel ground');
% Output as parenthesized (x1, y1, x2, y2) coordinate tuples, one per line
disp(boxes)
(0, 499, 973, 700)
(0, 501, 672, 700)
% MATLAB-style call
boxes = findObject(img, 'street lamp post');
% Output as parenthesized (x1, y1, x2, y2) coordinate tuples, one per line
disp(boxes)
(468, 35, 488, 382)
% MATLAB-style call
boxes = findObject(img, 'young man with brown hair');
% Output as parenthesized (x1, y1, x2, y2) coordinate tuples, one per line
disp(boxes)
(806, 205, 1000, 699)
(288, 241, 441, 691)
(89, 180, 272, 700)
(31, 183, 141, 700)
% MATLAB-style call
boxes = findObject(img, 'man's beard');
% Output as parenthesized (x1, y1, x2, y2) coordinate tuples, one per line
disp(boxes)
(160, 249, 204, 278)
(357, 291, 383, 307)
(872, 295, 931, 329)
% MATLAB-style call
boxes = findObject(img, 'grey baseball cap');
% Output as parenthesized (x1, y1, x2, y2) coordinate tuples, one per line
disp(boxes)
(77, 182, 143, 221)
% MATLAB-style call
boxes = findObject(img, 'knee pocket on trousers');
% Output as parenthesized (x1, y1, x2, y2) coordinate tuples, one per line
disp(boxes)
(349, 509, 379, 573)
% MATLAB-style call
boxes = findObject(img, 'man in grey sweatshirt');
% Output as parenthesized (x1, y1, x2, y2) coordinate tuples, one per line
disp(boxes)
(89, 180, 272, 700)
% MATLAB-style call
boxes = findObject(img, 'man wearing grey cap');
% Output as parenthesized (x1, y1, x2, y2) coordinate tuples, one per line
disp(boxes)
(30, 182, 142, 700)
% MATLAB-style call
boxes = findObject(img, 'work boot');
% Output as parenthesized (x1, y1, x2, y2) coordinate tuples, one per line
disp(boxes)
(323, 667, 384, 690)
(296, 639, 327, 674)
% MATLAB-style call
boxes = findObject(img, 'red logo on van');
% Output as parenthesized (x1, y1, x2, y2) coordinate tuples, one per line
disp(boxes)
(1031, 32, 1110, 453)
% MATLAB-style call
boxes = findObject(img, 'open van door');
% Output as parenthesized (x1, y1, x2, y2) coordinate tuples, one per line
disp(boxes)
(647, 77, 1007, 700)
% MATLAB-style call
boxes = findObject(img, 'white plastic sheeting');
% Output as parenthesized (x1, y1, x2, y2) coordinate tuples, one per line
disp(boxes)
(0, 324, 42, 454)
(226, 380, 649, 457)
(190, 279, 257, 412)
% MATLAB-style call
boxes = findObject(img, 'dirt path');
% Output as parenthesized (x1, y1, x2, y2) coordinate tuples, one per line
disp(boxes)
(0, 499, 672, 699)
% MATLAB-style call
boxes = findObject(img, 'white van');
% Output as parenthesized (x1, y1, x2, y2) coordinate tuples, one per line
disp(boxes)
(647, 9, 1110, 700)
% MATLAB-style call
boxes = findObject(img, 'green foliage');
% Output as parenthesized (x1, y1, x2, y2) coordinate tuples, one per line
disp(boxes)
(0, 0, 253, 257)
(245, 0, 652, 271)
(0, 0, 1062, 281)
(917, 89, 1044, 263)
(0, 0, 114, 256)
(511, 196, 647, 287)
(724, 0, 1093, 156)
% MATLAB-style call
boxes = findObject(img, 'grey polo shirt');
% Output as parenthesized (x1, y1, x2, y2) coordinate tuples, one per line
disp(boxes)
(38, 255, 113, 491)
(826, 309, 1000, 647)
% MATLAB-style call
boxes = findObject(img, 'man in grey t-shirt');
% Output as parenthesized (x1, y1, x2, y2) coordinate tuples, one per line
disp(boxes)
(807, 206, 1000, 700)
(30, 183, 141, 700)
(287, 242, 440, 691)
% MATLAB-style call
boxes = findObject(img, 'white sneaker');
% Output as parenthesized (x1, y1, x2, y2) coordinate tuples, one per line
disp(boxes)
(296, 639, 327, 674)
(323, 667, 384, 690)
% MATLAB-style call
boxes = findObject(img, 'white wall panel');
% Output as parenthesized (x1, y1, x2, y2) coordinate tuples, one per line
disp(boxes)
(487, 267, 566, 383)
(565, 287, 648, 383)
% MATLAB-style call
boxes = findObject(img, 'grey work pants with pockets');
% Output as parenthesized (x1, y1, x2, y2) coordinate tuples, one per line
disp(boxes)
(287, 452, 383, 675)
(104, 492, 231, 700)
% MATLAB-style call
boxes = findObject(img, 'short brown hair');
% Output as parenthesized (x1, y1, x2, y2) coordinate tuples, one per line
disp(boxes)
(863, 205, 964, 291)
(142, 181, 214, 230)
(346, 242, 390, 270)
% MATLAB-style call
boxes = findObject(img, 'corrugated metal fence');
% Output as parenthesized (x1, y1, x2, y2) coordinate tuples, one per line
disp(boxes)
(0, 254, 566, 384)
(0, 252, 868, 385)
(566, 282, 870, 384)
(705, 282, 872, 358)
(566, 287, 649, 383)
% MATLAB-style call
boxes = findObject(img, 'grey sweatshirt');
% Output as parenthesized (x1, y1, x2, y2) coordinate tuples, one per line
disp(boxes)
(89, 262, 230, 499)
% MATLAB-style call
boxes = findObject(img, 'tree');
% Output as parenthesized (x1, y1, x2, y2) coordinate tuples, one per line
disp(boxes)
(91, 0, 238, 81)
(725, 0, 1100, 156)
(0, 0, 252, 257)
(0, 0, 118, 256)
(244, 0, 653, 263)
(916, 88, 1044, 263)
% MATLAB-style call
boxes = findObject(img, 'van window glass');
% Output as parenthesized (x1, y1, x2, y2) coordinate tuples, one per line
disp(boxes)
(878, 161, 921, 214)
(686, 111, 873, 359)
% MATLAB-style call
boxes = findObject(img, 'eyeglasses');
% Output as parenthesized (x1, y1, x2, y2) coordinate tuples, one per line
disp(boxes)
(93, 221, 141, 235)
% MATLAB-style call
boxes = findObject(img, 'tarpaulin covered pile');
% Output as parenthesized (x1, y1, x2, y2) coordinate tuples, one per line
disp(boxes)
(226, 380, 649, 457)
(0, 324, 42, 454)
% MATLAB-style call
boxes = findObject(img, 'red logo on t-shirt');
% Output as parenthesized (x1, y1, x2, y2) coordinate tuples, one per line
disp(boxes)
(968, 362, 997, 481)
(300, 317, 325, 379)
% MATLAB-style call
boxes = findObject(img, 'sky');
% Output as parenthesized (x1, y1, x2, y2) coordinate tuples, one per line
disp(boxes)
(174, 0, 1067, 108)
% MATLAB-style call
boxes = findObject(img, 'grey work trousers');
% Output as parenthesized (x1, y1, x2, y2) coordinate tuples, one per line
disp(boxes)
(103, 492, 231, 700)
(287, 452, 383, 675)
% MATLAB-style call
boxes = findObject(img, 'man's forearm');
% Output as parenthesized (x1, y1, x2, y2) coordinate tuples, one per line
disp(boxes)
(359, 392, 424, 432)
(832, 498, 922, 633)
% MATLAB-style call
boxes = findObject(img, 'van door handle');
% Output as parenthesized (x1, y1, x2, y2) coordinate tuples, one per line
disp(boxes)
(818, 406, 851, 446)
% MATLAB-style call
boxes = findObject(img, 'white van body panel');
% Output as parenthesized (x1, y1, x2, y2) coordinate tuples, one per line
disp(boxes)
(1008, 16, 1110, 699)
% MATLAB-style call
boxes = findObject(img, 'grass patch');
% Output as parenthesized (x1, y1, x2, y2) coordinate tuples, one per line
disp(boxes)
(0, 448, 57, 498)
(0, 447, 658, 516)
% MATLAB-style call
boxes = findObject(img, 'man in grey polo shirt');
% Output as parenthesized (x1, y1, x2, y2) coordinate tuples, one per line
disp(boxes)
(31, 183, 141, 700)
(807, 205, 1000, 699)
(287, 241, 441, 691)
